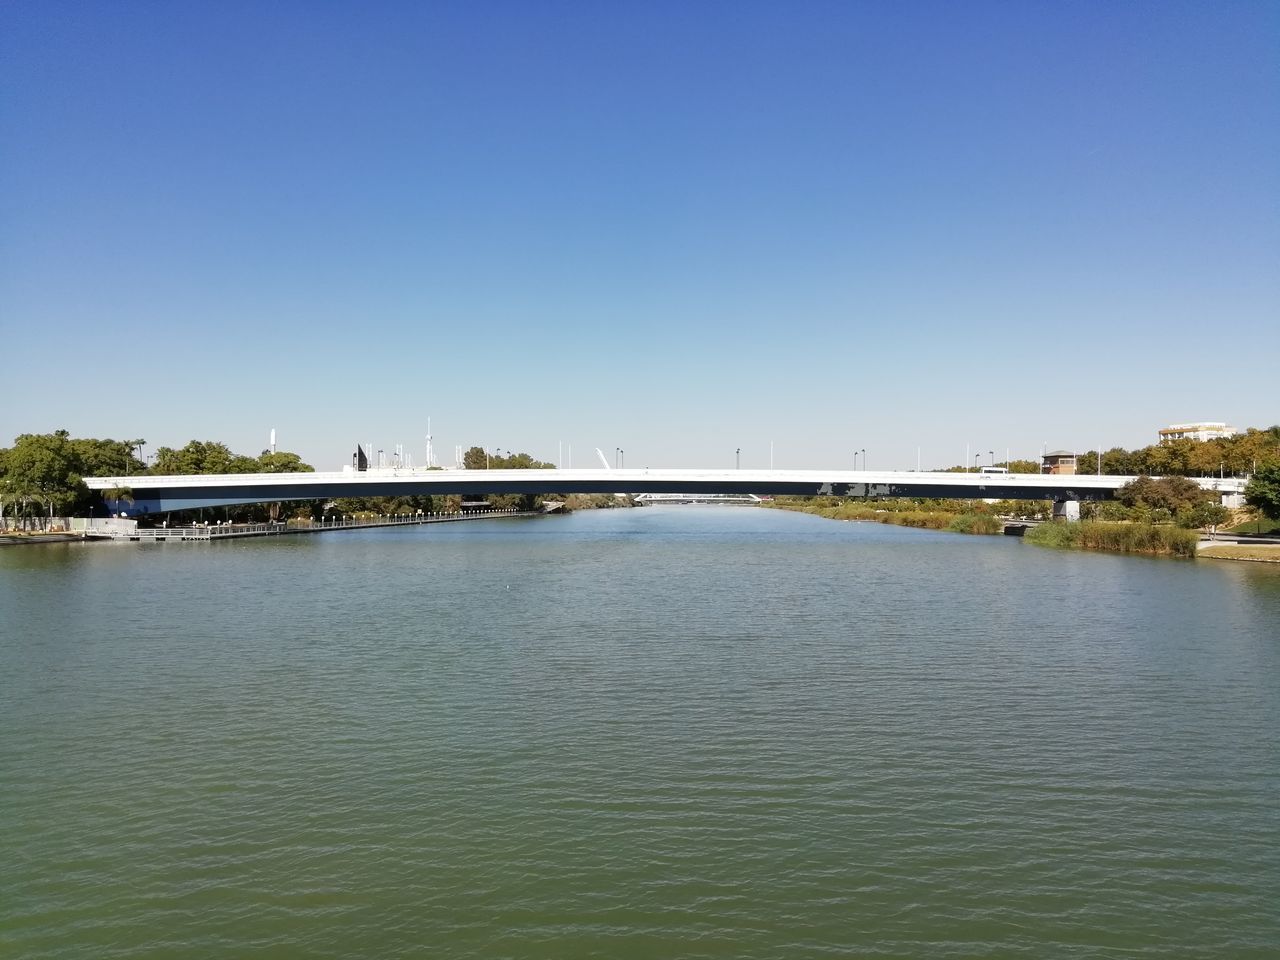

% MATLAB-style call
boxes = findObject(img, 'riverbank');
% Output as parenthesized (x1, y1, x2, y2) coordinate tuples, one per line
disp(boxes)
(1198, 543, 1280, 563)
(1024, 520, 1198, 558)
(765, 501, 1207, 559)
(763, 497, 1004, 535)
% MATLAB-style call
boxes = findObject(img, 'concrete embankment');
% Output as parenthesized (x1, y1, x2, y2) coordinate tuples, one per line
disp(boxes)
(11, 509, 543, 545)
(0, 533, 89, 546)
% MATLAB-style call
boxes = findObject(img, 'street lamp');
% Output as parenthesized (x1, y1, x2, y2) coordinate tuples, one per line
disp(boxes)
(861, 448, 866, 472)
(989, 450, 994, 470)
(853, 450, 859, 470)
(973, 453, 981, 472)
(620, 449, 624, 469)
(736, 448, 740, 469)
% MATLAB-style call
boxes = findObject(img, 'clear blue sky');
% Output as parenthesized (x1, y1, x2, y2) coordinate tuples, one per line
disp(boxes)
(3, 1, 1277, 470)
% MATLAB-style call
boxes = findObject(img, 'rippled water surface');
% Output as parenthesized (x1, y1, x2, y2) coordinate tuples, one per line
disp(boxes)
(3, 507, 1278, 958)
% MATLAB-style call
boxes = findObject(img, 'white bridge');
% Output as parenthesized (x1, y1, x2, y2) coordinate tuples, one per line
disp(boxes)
(84, 467, 1249, 518)
(634, 493, 765, 505)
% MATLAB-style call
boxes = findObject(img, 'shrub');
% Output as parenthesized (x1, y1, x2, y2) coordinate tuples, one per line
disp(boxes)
(1025, 521, 1198, 557)
(947, 513, 1003, 535)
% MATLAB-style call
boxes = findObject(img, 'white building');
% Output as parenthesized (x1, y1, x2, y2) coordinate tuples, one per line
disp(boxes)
(1158, 422, 1237, 444)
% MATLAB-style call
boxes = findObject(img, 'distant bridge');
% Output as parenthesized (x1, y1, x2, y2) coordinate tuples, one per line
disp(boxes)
(84, 468, 1248, 518)
(635, 493, 765, 505)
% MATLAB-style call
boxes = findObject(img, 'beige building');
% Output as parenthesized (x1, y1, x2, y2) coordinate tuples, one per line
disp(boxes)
(1158, 422, 1237, 444)
(1041, 451, 1077, 475)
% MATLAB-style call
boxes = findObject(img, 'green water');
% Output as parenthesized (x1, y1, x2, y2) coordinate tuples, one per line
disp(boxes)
(2, 507, 1278, 958)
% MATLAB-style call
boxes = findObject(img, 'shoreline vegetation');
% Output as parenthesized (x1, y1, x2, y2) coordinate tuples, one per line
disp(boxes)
(764, 497, 1235, 560)
(763, 496, 1010, 535)
(1024, 520, 1199, 558)
(769, 464, 1280, 560)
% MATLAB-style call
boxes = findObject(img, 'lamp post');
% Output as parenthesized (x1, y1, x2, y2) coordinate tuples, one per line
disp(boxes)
(853, 450, 859, 470)
(973, 452, 981, 472)
(861, 448, 866, 472)
(620, 449, 624, 469)
(736, 448, 740, 469)
(989, 450, 994, 470)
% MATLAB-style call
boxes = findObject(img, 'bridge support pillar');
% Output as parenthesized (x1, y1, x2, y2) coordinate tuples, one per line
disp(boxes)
(1052, 499, 1080, 521)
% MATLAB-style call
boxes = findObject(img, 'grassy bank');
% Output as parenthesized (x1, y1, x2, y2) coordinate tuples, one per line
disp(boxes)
(1024, 520, 1199, 558)
(1198, 544, 1280, 562)
(765, 498, 1004, 535)
(1226, 516, 1280, 536)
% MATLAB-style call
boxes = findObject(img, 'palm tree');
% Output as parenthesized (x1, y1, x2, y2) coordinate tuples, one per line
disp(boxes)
(103, 485, 134, 516)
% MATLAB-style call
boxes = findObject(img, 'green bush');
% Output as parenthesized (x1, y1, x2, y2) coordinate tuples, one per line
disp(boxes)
(947, 513, 1004, 535)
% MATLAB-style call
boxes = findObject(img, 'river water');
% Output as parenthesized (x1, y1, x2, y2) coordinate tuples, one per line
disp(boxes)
(2, 507, 1277, 958)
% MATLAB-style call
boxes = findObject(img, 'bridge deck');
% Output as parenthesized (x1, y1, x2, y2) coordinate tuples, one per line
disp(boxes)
(83, 468, 1248, 516)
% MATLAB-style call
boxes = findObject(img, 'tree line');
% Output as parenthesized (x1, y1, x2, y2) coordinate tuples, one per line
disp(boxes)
(1069, 426, 1280, 477)
(0, 431, 315, 525)
(935, 426, 1280, 477)
(0, 434, 578, 526)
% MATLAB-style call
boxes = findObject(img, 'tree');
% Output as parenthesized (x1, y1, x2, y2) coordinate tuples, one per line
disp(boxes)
(71, 437, 144, 477)
(1117, 476, 1211, 513)
(1176, 502, 1230, 530)
(152, 441, 239, 474)
(4, 430, 85, 519)
(1100, 447, 1136, 475)
(1245, 463, 1280, 521)
(151, 440, 273, 475)
(257, 450, 315, 473)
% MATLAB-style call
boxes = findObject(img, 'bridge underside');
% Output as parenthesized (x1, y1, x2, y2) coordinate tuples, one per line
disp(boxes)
(104, 478, 1114, 516)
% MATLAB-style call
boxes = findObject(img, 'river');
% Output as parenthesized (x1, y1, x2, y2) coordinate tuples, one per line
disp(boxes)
(2, 506, 1277, 958)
